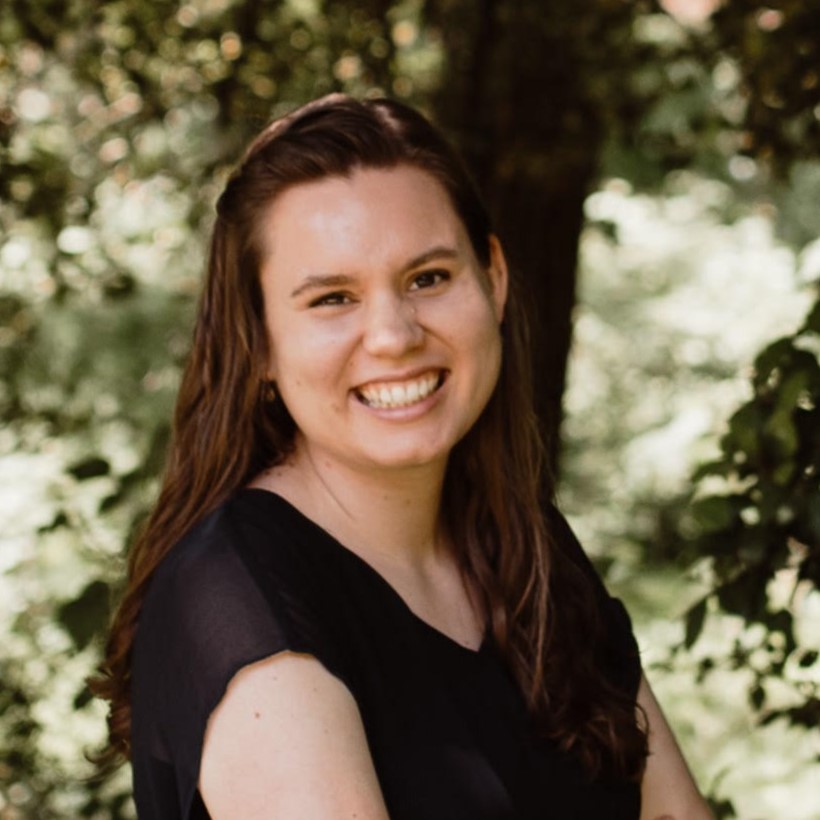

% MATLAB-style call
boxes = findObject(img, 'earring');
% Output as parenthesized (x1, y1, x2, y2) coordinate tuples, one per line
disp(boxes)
(262, 380, 278, 404)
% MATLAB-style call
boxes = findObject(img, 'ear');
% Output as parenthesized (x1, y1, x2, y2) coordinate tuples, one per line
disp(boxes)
(487, 234, 509, 323)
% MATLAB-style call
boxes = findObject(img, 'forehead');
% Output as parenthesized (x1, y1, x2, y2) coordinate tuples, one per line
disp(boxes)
(257, 165, 469, 270)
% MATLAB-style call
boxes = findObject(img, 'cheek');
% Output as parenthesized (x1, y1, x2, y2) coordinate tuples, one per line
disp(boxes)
(438, 288, 501, 351)
(430, 292, 502, 406)
(270, 332, 353, 409)
(478, 325, 503, 394)
(267, 311, 351, 380)
(467, 300, 504, 389)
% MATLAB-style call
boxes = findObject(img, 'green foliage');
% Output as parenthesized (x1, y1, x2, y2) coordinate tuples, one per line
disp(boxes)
(681, 304, 820, 724)
(562, 7, 820, 812)
(594, 6, 820, 799)
(58, 580, 112, 651)
(709, 1, 820, 170)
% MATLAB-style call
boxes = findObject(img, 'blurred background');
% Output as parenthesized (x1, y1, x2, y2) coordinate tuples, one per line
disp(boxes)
(1, 0, 818, 817)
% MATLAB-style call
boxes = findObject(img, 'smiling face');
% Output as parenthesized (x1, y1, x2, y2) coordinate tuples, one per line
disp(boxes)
(257, 164, 508, 477)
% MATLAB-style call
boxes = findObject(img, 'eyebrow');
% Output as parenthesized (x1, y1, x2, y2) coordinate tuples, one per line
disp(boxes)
(289, 245, 460, 299)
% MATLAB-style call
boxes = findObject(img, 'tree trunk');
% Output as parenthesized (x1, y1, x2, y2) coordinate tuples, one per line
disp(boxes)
(428, 0, 606, 481)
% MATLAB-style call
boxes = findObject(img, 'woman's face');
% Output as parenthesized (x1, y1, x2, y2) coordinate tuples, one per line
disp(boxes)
(257, 164, 508, 476)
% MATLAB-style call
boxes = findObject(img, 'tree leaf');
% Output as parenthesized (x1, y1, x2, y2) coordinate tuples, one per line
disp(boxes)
(753, 337, 793, 386)
(763, 411, 798, 460)
(684, 598, 707, 649)
(57, 581, 110, 650)
(725, 402, 763, 461)
(803, 300, 820, 333)
(67, 457, 110, 481)
(691, 495, 737, 534)
(749, 683, 765, 711)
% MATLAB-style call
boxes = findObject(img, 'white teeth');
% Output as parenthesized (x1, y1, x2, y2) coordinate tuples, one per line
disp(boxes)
(359, 372, 441, 409)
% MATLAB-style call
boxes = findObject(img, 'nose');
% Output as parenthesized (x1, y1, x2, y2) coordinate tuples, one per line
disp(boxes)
(361, 292, 424, 358)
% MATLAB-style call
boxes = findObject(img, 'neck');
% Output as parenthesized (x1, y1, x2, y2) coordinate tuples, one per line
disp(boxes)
(254, 438, 450, 572)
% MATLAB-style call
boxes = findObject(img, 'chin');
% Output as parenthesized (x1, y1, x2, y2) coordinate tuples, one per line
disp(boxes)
(357, 441, 453, 472)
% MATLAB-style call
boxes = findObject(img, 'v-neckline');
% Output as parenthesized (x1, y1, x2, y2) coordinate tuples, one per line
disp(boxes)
(238, 487, 491, 657)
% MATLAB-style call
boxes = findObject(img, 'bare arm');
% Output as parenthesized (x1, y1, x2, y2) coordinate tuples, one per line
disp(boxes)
(199, 651, 391, 820)
(639, 673, 713, 820)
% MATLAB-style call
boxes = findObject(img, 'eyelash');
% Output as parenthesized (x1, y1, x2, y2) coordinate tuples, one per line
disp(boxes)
(307, 269, 451, 308)
(409, 268, 450, 290)
(308, 292, 351, 308)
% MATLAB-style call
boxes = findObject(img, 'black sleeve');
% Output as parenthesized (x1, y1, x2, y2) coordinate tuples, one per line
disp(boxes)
(546, 503, 643, 698)
(129, 505, 351, 820)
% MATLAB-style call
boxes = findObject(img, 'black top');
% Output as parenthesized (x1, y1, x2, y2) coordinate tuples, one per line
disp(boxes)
(131, 489, 642, 819)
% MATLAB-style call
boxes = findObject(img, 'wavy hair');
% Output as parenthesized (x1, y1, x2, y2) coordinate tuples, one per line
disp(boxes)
(92, 94, 647, 779)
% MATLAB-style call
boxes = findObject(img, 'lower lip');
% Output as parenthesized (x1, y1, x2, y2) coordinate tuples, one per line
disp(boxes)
(353, 376, 447, 420)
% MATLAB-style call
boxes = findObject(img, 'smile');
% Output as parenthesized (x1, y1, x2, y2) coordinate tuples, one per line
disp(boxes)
(356, 370, 446, 409)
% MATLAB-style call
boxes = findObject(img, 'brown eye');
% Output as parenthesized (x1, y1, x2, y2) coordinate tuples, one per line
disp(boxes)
(409, 269, 450, 291)
(309, 291, 352, 308)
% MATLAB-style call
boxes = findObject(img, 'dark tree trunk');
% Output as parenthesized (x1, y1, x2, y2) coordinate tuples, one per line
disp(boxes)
(428, 0, 607, 481)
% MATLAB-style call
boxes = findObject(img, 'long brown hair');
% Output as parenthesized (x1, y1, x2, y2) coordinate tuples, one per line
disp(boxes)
(92, 94, 647, 779)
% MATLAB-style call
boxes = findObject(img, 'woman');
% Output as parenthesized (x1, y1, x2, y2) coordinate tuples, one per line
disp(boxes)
(94, 94, 711, 819)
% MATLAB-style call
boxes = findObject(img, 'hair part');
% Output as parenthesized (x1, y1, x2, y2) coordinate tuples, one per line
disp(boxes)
(91, 93, 646, 779)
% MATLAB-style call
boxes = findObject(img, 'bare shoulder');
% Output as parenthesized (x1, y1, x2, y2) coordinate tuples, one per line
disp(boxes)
(199, 651, 390, 820)
(638, 674, 714, 820)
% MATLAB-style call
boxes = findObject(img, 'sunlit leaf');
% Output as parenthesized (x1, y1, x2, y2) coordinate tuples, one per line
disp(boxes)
(691, 495, 737, 534)
(725, 402, 763, 461)
(691, 459, 734, 482)
(753, 337, 793, 386)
